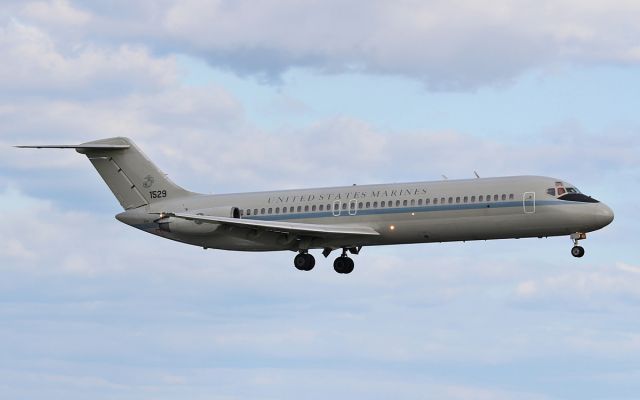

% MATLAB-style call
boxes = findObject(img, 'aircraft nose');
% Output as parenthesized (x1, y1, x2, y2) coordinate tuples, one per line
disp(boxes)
(595, 203, 614, 228)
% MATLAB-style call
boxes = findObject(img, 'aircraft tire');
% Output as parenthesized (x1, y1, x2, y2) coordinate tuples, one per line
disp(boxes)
(333, 256, 354, 274)
(571, 246, 585, 258)
(294, 253, 314, 271)
(305, 254, 316, 270)
(343, 257, 354, 274)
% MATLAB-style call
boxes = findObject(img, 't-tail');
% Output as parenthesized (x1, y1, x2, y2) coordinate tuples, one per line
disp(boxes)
(16, 137, 194, 209)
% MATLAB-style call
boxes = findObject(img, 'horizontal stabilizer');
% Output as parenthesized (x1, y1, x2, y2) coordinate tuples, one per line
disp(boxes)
(167, 212, 381, 237)
(15, 144, 130, 150)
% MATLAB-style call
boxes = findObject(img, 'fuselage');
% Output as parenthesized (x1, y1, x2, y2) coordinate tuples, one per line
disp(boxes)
(117, 175, 614, 252)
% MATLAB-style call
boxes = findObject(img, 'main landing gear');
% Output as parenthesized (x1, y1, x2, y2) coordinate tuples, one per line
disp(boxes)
(294, 252, 315, 271)
(333, 252, 355, 274)
(570, 232, 586, 258)
(292, 247, 359, 274)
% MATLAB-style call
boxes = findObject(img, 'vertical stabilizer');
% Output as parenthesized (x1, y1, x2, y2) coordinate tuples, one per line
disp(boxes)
(18, 137, 193, 209)
(76, 137, 192, 209)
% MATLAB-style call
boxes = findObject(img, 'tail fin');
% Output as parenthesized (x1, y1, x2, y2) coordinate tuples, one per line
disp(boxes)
(17, 137, 193, 209)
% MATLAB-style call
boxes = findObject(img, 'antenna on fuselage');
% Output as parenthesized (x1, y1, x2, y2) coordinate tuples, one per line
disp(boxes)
(474, 171, 480, 178)
(441, 174, 448, 180)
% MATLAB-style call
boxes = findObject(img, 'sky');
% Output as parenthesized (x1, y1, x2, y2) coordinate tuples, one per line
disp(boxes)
(1, 1, 639, 399)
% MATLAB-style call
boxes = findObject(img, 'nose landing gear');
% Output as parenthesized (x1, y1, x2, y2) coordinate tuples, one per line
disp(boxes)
(570, 232, 586, 258)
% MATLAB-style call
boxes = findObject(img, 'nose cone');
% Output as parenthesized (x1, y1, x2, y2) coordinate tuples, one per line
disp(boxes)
(595, 203, 614, 228)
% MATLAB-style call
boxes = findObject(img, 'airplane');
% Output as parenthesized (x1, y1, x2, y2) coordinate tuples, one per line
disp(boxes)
(17, 137, 614, 274)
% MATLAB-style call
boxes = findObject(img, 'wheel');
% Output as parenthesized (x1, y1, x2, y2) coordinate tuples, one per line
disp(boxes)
(571, 246, 585, 258)
(333, 256, 354, 274)
(333, 256, 345, 273)
(343, 257, 354, 274)
(304, 253, 315, 270)
(294, 253, 315, 271)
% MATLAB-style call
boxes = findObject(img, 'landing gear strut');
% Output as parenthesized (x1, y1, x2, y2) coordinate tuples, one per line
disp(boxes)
(333, 249, 355, 274)
(570, 232, 586, 258)
(294, 252, 315, 271)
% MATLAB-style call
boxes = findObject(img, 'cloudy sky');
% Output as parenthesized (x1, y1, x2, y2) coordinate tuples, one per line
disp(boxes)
(1, 1, 639, 399)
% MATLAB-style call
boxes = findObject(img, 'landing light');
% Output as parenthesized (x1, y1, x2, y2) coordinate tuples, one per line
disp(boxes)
(390, 225, 395, 231)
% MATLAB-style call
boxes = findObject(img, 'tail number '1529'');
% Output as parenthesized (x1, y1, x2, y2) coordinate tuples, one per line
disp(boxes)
(149, 190, 167, 199)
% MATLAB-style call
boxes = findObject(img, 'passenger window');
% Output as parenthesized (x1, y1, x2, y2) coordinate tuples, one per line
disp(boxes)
(297, 206, 302, 212)
(275, 207, 280, 214)
(305, 205, 309, 212)
(411, 199, 415, 206)
(268, 208, 272, 214)
(433, 198, 438, 204)
(381, 201, 385, 207)
(418, 199, 423, 205)
(333, 203, 339, 210)
(494, 194, 499, 201)
(319, 204, 323, 211)
(456, 197, 460, 204)
(471, 196, 475, 203)
(254, 209, 258, 215)
(358, 202, 363, 209)
(448, 197, 453, 204)
(373, 201, 378, 208)
(246, 209, 251, 216)
(425, 198, 430, 205)
(342, 203, 347, 210)
(441, 197, 445, 204)
(486, 194, 491, 201)
(501, 194, 506, 201)
(403, 200, 408, 206)
(396, 200, 401, 207)
(312, 205, 316, 211)
(464, 196, 468, 203)
(366, 202, 371, 208)
(327, 204, 332, 211)
(509, 194, 514, 200)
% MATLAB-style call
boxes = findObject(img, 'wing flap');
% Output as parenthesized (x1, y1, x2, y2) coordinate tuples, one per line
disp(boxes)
(168, 212, 380, 237)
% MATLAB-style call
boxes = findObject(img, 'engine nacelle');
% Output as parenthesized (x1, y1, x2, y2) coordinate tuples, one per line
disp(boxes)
(158, 206, 240, 236)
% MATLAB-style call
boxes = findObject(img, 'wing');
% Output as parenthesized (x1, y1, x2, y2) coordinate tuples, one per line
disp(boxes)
(166, 212, 380, 237)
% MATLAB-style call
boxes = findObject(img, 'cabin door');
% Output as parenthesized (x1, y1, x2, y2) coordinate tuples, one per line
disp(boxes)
(523, 192, 535, 214)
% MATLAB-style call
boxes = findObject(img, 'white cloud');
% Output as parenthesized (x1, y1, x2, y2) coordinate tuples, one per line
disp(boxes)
(512, 264, 640, 308)
(22, 0, 91, 27)
(4, 0, 640, 89)
(0, 19, 178, 94)
(157, 0, 640, 88)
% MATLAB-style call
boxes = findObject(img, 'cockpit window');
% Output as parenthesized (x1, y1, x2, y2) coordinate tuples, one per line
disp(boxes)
(549, 181, 596, 202)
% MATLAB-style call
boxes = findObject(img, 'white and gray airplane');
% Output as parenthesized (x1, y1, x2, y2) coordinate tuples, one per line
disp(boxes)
(18, 137, 614, 274)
